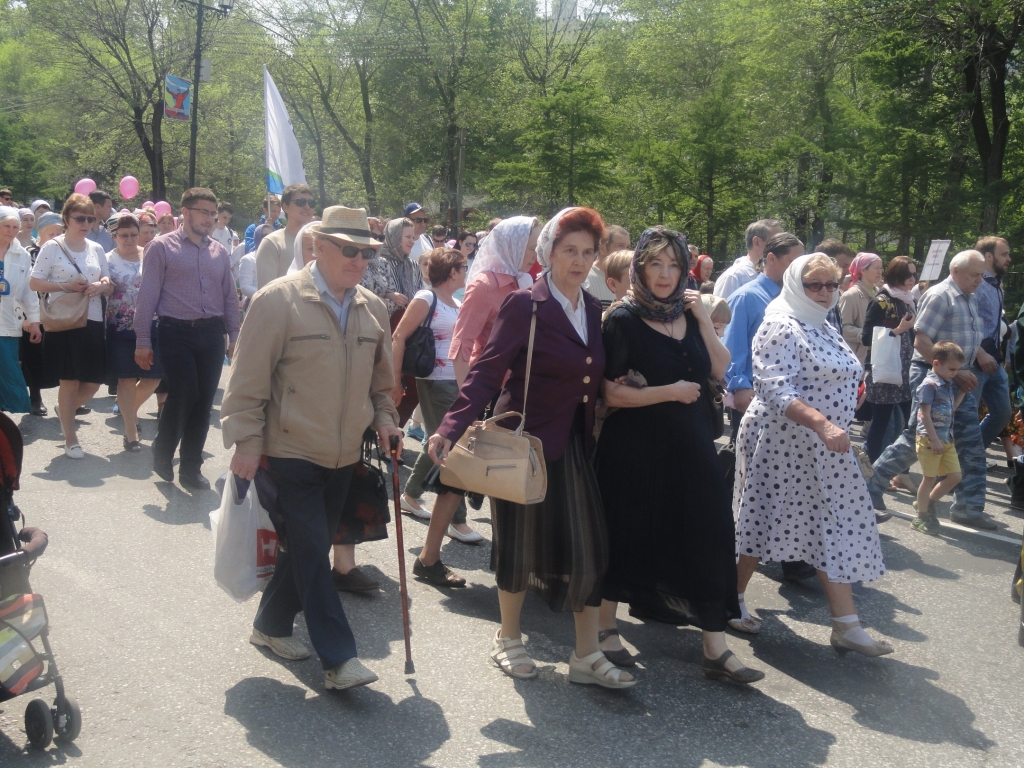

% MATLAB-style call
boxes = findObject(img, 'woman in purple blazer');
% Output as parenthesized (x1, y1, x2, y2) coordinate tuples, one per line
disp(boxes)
(428, 207, 635, 690)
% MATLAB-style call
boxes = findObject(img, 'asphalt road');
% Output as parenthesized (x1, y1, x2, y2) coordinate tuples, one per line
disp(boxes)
(1, 382, 1022, 767)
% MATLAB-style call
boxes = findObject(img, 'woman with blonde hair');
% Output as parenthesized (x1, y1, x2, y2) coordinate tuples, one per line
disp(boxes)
(734, 253, 890, 657)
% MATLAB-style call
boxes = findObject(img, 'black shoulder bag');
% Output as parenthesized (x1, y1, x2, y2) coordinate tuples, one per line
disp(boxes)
(401, 291, 438, 378)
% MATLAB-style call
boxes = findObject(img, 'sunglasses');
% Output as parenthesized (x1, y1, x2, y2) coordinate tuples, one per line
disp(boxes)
(803, 281, 840, 293)
(290, 198, 315, 208)
(411, 217, 429, 224)
(341, 245, 376, 260)
(454, 262, 468, 272)
(70, 215, 97, 224)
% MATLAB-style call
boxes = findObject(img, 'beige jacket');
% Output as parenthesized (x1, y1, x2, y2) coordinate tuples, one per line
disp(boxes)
(838, 281, 874, 363)
(221, 266, 399, 469)
(255, 228, 296, 290)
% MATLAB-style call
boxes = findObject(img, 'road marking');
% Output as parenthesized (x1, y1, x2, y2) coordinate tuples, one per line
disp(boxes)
(885, 508, 1023, 545)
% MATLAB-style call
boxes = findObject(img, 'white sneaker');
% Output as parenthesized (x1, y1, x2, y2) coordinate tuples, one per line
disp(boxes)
(447, 524, 484, 544)
(325, 658, 378, 690)
(63, 444, 85, 460)
(400, 494, 432, 519)
(249, 629, 311, 660)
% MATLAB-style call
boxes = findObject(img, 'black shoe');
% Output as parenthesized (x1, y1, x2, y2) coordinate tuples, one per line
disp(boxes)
(702, 650, 765, 684)
(153, 459, 174, 482)
(466, 491, 484, 510)
(781, 560, 817, 581)
(75, 406, 91, 415)
(412, 558, 466, 587)
(30, 402, 47, 416)
(332, 566, 380, 592)
(875, 510, 893, 524)
(949, 512, 998, 530)
(179, 471, 211, 491)
(870, 489, 887, 511)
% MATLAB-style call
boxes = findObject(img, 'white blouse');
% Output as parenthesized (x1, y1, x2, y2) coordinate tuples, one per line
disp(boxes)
(31, 237, 109, 322)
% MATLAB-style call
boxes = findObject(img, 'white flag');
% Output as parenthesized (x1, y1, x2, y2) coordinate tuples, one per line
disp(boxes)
(264, 66, 306, 194)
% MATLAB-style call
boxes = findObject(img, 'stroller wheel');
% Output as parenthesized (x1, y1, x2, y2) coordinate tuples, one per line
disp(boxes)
(25, 698, 53, 749)
(53, 695, 82, 743)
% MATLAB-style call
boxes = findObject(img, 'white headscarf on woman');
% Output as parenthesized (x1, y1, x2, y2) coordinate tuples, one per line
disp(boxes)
(535, 207, 574, 270)
(764, 253, 838, 329)
(0, 206, 20, 225)
(287, 221, 320, 274)
(466, 215, 537, 287)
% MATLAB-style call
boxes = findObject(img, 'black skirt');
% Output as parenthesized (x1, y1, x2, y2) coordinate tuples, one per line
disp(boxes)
(106, 324, 164, 380)
(42, 320, 106, 384)
(489, 409, 608, 613)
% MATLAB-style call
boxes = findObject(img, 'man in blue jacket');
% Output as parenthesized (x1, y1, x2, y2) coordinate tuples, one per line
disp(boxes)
(244, 194, 282, 253)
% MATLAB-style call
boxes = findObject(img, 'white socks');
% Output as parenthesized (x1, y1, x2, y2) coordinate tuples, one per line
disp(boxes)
(832, 613, 874, 645)
(738, 593, 751, 621)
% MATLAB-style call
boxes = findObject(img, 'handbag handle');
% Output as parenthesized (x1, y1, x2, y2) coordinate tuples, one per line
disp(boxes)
(420, 291, 438, 330)
(54, 236, 86, 279)
(516, 302, 538, 437)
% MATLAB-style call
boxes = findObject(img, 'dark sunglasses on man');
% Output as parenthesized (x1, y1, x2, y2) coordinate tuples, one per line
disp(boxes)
(291, 198, 315, 208)
(340, 245, 377, 260)
(411, 216, 429, 224)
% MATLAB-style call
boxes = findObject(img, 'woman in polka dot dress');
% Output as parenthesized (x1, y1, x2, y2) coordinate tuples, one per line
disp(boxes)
(734, 253, 892, 657)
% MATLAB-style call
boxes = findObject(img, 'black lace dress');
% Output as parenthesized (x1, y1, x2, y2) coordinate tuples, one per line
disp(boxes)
(595, 306, 740, 631)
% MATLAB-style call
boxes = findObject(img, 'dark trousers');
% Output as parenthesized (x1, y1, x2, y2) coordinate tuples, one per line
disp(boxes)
(154, 319, 225, 473)
(864, 400, 912, 462)
(254, 458, 358, 669)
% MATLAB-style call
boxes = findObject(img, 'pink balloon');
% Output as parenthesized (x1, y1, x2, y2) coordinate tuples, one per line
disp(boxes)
(153, 201, 172, 217)
(74, 178, 97, 195)
(142, 201, 154, 209)
(119, 175, 139, 200)
(120, 208, 130, 214)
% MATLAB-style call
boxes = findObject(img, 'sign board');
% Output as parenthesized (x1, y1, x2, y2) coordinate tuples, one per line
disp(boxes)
(920, 239, 951, 282)
(164, 74, 191, 121)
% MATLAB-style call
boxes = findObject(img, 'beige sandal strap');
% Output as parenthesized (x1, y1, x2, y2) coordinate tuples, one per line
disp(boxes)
(494, 638, 535, 671)
(577, 651, 624, 684)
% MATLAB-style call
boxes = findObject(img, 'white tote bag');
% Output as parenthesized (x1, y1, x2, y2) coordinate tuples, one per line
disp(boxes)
(871, 326, 904, 385)
(210, 472, 279, 602)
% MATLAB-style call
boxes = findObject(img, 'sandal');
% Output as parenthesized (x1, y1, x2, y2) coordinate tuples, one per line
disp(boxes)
(702, 649, 765, 684)
(568, 651, 636, 689)
(727, 616, 762, 635)
(598, 629, 638, 667)
(490, 631, 538, 679)
(123, 436, 142, 453)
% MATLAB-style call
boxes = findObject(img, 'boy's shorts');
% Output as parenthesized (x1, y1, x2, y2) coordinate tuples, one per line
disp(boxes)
(916, 436, 961, 477)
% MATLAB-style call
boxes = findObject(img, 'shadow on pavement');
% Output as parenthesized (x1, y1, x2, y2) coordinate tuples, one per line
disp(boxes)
(752, 610, 995, 751)
(224, 677, 448, 768)
(142, 481, 218, 527)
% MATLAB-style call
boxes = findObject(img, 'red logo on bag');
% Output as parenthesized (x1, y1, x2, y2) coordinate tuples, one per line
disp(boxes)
(256, 529, 278, 580)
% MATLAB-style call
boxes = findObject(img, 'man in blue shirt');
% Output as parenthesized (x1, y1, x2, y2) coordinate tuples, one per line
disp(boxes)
(973, 236, 1011, 449)
(721, 232, 814, 584)
(244, 194, 282, 253)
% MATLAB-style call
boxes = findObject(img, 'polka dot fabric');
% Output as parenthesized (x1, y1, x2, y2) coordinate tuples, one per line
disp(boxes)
(733, 316, 885, 584)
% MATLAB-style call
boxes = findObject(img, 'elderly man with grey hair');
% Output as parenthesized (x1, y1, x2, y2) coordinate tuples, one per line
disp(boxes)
(713, 218, 783, 299)
(868, 249, 996, 529)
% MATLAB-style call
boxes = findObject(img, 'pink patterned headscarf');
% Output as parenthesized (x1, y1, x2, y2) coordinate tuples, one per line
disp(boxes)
(848, 252, 881, 284)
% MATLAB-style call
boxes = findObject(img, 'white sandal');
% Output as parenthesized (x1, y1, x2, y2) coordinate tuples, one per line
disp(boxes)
(568, 651, 636, 689)
(490, 631, 538, 679)
(727, 616, 762, 635)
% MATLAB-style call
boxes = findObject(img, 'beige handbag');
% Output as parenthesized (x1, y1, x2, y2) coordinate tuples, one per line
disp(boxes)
(440, 302, 547, 505)
(38, 238, 90, 332)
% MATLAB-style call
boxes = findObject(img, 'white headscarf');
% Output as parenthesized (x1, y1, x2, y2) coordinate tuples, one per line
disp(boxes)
(466, 215, 537, 284)
(764, 253, 839, 329)
(0, 206, 20, 225)
(287, 221, 319, 274)
(535, 207, 574, 270)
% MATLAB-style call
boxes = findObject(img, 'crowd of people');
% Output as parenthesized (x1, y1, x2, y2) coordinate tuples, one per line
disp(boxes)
(0, 181, 1018, 692)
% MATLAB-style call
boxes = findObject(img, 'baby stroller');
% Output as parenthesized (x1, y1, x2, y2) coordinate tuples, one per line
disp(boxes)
(0, 411, 81, 749)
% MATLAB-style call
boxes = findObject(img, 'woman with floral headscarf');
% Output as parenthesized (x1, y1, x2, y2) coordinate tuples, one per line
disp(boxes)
(594, 226, 764, 685)
(838, 252, 883, 364)
(360, 216, 425, 425)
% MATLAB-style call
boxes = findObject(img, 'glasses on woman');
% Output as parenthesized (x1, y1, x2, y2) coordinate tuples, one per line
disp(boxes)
(454, 262, 468, 272)
(802, 281, 840, 293)
(70, 215, 97, 225)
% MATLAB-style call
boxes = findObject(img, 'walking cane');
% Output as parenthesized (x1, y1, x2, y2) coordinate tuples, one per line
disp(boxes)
(389, 435, 415, 674)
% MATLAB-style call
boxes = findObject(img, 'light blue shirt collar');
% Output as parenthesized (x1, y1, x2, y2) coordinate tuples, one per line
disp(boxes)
(310, 261, 356, 333)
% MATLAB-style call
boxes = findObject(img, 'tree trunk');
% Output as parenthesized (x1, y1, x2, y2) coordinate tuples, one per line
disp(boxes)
(965, 46, 1012, 233)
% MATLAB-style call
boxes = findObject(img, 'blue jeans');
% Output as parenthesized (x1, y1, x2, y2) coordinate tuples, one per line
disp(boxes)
(868, 363, 988, 517)
(974, 364, 1011, 448)
(254, 458, 358, 669)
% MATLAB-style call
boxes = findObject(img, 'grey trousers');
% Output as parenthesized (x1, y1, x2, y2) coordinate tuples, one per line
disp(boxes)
(406, 378, 468, 525)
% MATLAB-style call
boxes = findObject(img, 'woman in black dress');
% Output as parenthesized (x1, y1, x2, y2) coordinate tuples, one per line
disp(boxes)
(596, 227, 764, 684)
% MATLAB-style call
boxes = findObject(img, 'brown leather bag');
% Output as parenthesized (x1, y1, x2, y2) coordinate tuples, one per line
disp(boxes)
(440, 302, 547, 505)
(38, 238, 90, 332)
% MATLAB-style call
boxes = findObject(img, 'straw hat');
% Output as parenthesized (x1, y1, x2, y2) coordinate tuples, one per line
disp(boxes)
(309, 205, 380, 248)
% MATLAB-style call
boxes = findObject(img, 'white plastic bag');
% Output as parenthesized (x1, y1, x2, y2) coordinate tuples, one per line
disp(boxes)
(210, 471, 279, 602)
(871, 326, 904, 385)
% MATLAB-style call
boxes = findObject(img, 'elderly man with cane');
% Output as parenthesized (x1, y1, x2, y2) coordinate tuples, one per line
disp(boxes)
(221, 205, 404, 690)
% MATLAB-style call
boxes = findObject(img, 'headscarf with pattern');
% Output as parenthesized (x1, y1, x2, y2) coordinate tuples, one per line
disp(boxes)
(621, 226, 690, 322)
